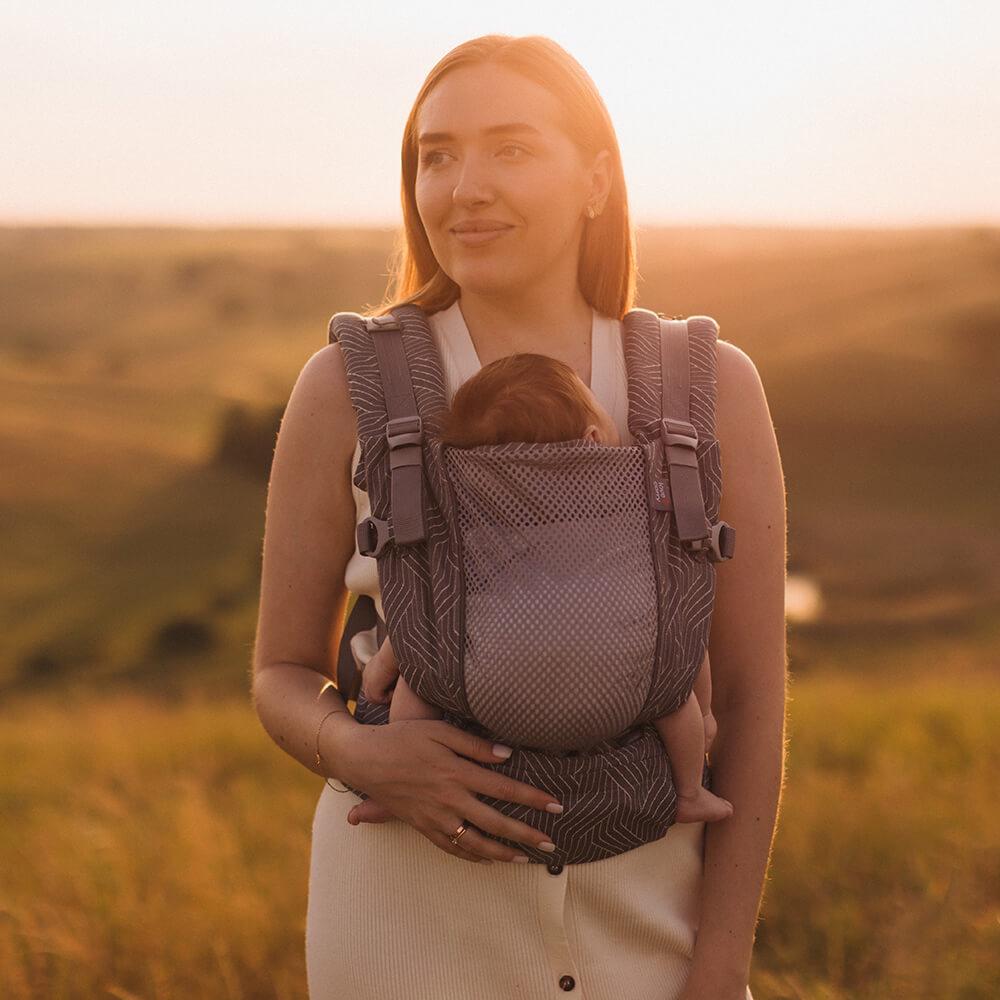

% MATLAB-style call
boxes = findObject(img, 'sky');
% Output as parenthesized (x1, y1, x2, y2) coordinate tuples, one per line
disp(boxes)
(1, 0, 998, 228)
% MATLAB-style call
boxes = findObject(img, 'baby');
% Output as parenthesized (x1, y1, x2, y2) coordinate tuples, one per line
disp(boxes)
(352, 352, 733, 826)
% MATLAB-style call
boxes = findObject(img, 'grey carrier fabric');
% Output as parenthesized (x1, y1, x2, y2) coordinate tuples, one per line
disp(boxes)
(329, 303, 735, 865)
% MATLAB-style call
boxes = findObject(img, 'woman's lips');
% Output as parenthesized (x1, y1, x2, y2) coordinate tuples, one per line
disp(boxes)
(451, 227, 513, 246)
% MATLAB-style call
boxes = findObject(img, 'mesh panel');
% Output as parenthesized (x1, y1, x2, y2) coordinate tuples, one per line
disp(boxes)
(444, 440, 658, 753)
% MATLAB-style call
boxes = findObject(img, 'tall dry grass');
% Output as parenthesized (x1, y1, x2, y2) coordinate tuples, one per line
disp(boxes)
(2, 224, 998, 997)
(1, 659, 998, 999)
(0, 691, 311, 999)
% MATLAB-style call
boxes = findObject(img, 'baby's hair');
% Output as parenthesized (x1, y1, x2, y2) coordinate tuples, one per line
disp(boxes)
(440, 353, 600, 447)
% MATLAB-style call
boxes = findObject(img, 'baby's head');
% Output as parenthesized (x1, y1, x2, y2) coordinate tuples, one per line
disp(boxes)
(440, 353, 621, 449)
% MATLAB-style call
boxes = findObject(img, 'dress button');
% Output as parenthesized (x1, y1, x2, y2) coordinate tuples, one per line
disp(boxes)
(547, 861, 564, 875)
(559, 974, 576, 991)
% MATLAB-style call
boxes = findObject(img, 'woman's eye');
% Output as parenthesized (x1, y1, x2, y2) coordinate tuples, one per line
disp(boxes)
(420, 150, 448, 167)
(419, 144, 528, 168)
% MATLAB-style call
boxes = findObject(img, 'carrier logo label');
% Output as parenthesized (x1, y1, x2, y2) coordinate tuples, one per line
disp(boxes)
(652, 476, 672, 511)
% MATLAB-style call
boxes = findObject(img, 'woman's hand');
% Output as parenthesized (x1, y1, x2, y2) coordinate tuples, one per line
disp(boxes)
(359, 635, 400, 705)
(334, 717, 563, 864)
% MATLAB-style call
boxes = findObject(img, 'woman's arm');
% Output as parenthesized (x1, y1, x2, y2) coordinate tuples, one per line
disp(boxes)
(250, 342, 361, 784)
(250, 341, 564, 864)
(680, 340, 788, 998)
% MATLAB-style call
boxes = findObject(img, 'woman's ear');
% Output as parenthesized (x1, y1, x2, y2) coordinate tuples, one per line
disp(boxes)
(587, 149, 613, 214)
(583, 423, 600, 443)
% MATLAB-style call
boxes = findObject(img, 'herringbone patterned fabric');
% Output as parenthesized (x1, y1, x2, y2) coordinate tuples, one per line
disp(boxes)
(330, 304, 724, 864)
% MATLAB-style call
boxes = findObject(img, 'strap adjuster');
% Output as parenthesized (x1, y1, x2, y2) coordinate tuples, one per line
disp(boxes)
(683, 521, 736, 562)
(710, 521, 736, 561)
(357, 516, 392, 558)
(661, 417, 698, 451)
(386, 415, 423, 472)
(386, 415, 423, 449)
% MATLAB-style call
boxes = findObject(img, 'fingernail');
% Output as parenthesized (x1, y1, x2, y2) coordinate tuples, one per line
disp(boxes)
(539, 841, 556, 853)
(546, 802, 564, 814)
(479, 859, 494, 865)
(493, 744, 513, 759)
(512, 855, 530, 863)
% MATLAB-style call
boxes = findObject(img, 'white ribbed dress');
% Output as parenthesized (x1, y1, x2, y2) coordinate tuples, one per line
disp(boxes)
(306, 300, 754, 1000)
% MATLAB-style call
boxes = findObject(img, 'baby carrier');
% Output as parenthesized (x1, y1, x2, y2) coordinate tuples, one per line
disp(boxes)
(329, 302, 735, 865)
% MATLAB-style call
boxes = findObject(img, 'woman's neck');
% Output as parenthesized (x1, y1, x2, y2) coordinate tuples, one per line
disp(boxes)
(456, 286, 594, 372)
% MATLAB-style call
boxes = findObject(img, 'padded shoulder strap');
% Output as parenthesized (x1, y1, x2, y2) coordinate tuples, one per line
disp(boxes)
(621, 308, 722, 443)
(622, 308, 734, 561)
(328, 304, 448, 553)
(660, 318, 710, 548)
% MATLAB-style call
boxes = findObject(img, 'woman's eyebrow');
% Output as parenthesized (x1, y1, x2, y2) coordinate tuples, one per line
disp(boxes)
(417, 123, 543, 146)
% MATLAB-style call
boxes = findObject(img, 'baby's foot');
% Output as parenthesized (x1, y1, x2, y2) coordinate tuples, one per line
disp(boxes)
(675, 786, 734, 824)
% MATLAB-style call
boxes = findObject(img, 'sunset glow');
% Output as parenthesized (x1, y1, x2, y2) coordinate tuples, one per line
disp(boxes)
(1, 1, 997, 227)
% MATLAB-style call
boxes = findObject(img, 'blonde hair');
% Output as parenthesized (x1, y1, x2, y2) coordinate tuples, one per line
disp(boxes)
(365, 34, 637, 320)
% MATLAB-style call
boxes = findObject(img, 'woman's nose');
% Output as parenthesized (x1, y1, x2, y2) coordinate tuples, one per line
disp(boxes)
(452, 158, 495, 207)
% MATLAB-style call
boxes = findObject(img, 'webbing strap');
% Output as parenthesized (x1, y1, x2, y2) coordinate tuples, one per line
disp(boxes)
(367, 315, 426, 546)
(659, 318, 711, 547)
(334, 594, 391, 708)
(335, 593, 378, 704)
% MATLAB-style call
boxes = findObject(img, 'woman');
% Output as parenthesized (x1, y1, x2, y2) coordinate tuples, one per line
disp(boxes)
(252, 34, 786, 1000)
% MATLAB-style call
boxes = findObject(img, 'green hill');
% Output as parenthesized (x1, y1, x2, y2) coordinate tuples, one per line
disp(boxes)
(1, 224, 998, 689)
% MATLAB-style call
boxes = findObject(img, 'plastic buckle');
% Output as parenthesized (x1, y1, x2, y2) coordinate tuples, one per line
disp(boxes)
(683, 521, 735, 561)
(684, 535, 710, 556)
(660, 417, 699, 451)
(707, 521, 736, 562)
(386, 415, 423, 452)
(356, 516, 392, 558)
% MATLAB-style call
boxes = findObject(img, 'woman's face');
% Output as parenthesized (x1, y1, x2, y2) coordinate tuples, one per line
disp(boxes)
(414, 62, 609, 298)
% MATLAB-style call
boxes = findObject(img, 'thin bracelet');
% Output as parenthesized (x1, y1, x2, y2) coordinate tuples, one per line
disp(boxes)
(315, 707, 351, 793)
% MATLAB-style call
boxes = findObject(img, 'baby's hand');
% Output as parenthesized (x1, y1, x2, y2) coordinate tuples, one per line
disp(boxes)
(360, 636, 400, 704)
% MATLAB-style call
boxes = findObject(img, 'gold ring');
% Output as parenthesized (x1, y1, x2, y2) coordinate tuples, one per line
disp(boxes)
(449, 822, 469, 846)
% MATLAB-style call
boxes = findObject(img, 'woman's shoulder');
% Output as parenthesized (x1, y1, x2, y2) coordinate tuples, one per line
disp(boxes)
(279, 342, 358, 470)
(716, 339, 764, 420)
(714, 338, 783, 517)
(296, 341, 355, 415)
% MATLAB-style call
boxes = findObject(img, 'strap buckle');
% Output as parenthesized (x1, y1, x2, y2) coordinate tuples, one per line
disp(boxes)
(661, 417, 699, 474)
(683, 521, 736, 561)
(660, 417, 699, 451)
(386, 415, 423, 472)
(386, 414, 423, 449)
(711, 521, 736, 561)
(356, 516, 392, 558)
(685, 521, 736, 562)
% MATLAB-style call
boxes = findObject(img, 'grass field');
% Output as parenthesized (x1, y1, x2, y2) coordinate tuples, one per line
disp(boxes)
(3, 224, 999, 687)
(1, 224, 998, 997)
(1, 644, 997, 999)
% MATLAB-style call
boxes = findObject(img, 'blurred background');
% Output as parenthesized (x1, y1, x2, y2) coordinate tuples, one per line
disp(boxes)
(1, 2, 998, 998)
